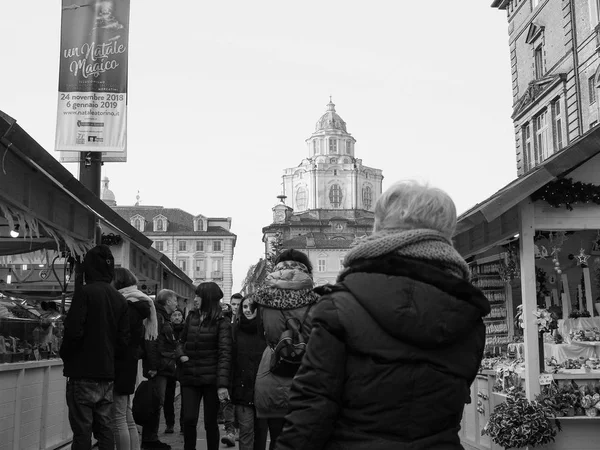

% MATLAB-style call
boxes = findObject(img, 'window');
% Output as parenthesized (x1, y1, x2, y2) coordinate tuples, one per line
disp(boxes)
(213, 240, 222, 252)
(346, 140, 352, 154)
(330, 158, 337, 163)
(178, 240, 187, 252)
(329, 184, 343, 208)
(195, 259, 205, 275)
(522, 123, 533, 171)
(329, 139, 337, 154)
(196, 240, 204, 252)
(334, 223, 343, 231)
(590, 76, 597, 105)
(156, 219, 164, 231)
(362, 185, 373, 209)
(534, 45, 544, 79)
(134, 219, 141, 231)
(551, 99, 563, 151)
(155, 241, 164, 252)
(296, 187, 307, 210)
(196, 219, 204, 231)
(591, 0, 600, 27)
(318, 259, 326, 272)
(312, 140, 319, 155)
(333, 169, 337, 176)
(178, 259, 187, 272)
(534, 110, 550, 162)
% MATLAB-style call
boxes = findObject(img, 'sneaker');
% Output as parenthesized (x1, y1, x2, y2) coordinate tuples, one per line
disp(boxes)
(142, 441, 172, 450)
(165, 426, 174, 434)
(221, 432, 236, 447)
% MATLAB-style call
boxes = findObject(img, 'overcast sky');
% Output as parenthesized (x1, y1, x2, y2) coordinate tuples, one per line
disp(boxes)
(1, 1, 516, 293)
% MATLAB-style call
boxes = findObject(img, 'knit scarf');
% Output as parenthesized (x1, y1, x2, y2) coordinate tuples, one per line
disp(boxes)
(119, 285, 158, 340)
(343, 228, 470, 281)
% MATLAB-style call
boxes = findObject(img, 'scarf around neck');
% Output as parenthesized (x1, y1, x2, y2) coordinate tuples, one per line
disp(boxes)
(119, 285, 158, 340)
(343, 228, 470, 280)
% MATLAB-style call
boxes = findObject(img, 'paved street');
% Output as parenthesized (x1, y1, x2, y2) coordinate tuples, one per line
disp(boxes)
(60, 394, 236, 450)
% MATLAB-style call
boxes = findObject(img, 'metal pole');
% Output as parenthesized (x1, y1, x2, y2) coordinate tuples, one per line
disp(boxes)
(79, 151, 103, 244)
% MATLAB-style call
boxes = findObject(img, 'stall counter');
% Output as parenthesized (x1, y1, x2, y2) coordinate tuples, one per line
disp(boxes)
(461, 371, 600, 450)
(0, 359, 72, 450)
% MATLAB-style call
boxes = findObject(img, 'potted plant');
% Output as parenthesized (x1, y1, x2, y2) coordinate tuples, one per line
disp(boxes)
(482, 391, 561, 449)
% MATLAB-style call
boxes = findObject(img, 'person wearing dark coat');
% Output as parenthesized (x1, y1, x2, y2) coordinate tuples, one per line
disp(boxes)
(253, 249, 320, 450)
(163, 309, 185, 434)
(111, 267, 157, 450)
(141, 289, 179, 450)
(176, 282, 232, 450)
(230, 296, 266, 450)
(60, 244, 130, 450)
(275, 181, 491, 450)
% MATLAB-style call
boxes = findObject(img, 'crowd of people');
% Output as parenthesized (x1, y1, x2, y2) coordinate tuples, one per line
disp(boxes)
(59, 180, 491, 450)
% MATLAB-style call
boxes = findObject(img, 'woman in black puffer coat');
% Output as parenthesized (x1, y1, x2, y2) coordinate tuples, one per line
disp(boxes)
(176, 282, 232, 450)
(275, 181, 491, 450)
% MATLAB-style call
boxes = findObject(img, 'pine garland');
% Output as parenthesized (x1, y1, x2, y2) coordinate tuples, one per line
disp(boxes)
(532, 178, 600, 211)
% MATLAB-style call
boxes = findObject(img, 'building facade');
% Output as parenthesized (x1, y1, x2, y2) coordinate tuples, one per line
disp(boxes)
(102, 178, 237, 300)
(262, 99, 384, 286)
(493, 0, 600, 176)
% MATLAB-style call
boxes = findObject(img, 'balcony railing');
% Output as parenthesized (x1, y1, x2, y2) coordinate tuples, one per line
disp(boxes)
(211, 271, 222, 279)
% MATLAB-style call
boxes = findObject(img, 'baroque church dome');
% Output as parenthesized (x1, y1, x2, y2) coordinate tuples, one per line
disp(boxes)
(315, 98, 347, 132)
(101, 177, 117, 207)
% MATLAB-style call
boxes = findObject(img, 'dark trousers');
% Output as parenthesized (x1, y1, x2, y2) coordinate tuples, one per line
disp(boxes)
(181, 385, 220, 450)
(236, 404, 260, 450)
(66, 378, 114, 450)
(255, 418, 285, 450)
(164, 376, 182, 428)
(141, 376, 167, 443)
(222, 399, 236, 433)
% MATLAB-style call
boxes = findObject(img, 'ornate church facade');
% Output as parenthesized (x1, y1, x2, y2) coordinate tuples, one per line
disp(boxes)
(262, 99, 384, 286)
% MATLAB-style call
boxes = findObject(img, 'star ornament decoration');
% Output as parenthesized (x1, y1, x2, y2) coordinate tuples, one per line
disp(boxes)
(576, 248, 590, 266)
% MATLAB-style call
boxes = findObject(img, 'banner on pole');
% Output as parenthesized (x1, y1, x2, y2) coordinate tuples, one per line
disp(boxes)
(56, 1, 130, 161)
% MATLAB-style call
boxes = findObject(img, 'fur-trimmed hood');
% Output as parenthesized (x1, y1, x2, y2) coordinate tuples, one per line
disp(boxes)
(253, 261, 319, 309)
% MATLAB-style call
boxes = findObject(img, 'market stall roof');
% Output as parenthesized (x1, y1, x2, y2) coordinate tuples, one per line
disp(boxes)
(454, 126, 600, 238)
(0, 110, 152, 254)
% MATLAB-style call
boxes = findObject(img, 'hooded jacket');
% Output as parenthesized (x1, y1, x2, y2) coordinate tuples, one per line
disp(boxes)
(114, 286, 153, 394)
(60, 245, 130, 380)
(275, 255, 490, 450)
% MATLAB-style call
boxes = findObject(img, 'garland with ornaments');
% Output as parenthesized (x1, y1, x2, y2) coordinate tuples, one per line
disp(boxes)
(531, 177, 600, 210)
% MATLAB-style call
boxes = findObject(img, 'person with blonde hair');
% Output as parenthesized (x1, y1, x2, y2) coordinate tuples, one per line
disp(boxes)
(141, 289, 179, 450)
(275, 180, 491, 450)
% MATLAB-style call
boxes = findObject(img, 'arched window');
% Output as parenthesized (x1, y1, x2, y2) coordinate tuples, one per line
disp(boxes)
(197, 219, 203, 231)
(362, 185, 373, 209)
(156, 219, 164, 231)
(296, 187, 307, 210)
(329, 184, 342, 208)
(134, 219, 141, 231)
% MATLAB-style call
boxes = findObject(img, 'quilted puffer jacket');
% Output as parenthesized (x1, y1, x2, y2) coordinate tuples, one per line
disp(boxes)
(176, 310, 232, 388)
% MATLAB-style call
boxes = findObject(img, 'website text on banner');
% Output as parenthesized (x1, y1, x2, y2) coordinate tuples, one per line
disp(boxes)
(55, 0, 130, 160)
